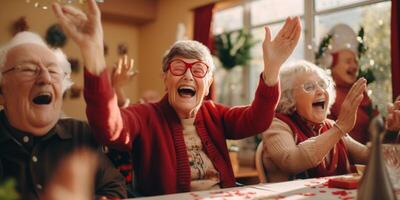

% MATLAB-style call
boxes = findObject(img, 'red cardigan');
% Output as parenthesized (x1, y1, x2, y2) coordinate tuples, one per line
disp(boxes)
(84, 70, 280, 196)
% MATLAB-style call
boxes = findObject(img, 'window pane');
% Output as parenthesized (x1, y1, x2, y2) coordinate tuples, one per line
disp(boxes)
(213, 6, 243, 35)
(248, 22, 305, 101)
(316, 0, 368, 12)
(250, 0, 304, 26)
(315, 1, 391, 114)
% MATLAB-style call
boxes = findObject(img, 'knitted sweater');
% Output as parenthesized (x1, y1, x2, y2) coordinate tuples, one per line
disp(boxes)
(84, 70, 280, 196)
(262, 117, 369, 182)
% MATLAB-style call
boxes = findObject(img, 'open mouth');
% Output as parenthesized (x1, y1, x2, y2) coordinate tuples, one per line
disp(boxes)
(346, 69, 357, 77)
(177, 86, 196, 98)
(312, 100, 325, 110)
(32, 93, 52, 105)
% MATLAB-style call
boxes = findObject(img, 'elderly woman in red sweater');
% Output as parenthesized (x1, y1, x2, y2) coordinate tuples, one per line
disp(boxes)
(52, 0, 301, 196)
(262, 60, 369, 182)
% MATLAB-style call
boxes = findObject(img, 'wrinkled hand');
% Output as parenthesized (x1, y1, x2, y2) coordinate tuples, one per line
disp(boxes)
(112, 55, 138, 88)
(385, 100, 400, 131)
(52, 0, 105, 75)
(262, 17, 301, 85)
(336, 78, 367, 133)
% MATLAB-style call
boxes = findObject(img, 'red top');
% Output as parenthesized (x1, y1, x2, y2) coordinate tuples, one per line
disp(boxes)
(329, 85, 379, 144)
(84, 69, 280, 196)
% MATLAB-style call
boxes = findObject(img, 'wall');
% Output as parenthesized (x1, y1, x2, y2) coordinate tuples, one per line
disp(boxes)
(0, 0, 220, 120)
(138, 0, 217, 97)
(0, 0, 139, 120)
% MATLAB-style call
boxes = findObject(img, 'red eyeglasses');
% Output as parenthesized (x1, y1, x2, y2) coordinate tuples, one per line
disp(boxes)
(167, 59, 209, 78)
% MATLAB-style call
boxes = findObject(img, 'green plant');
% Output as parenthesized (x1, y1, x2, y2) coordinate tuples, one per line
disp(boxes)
(0, 179, 19, 200)
(214, 30, 257, 70)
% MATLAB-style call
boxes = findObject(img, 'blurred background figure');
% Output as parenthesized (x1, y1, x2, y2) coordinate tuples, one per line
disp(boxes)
(111, 55, 138, 108)
(317, 24, 378, 145)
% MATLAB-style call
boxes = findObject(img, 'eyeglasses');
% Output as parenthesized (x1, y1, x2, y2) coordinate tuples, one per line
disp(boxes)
(296, 80, 330, 93)
(1, 63, 67, 82)
(167, 59, 209, 78)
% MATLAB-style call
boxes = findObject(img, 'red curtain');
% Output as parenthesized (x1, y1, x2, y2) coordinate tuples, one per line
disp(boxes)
(392, 0, 400, 100)
(193, 3, 216, 100)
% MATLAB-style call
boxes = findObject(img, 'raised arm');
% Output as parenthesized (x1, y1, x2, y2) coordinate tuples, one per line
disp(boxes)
(262, 17, 301, 86)
(52, 0, 137, 150)
(222, 17, 301, 138)
(52, 0, 105, 75)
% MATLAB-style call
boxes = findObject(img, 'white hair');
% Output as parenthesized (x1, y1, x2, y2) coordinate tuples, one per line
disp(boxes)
(162, 40, 215, 74)
(0, 31, 73, 93)
(277, 60, 336, 115)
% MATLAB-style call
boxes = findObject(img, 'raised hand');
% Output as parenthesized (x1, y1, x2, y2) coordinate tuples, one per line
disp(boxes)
(262, 17, 301, 85)
(336, 78, 367, 134)
(52, 0, 105, 75)
(112, 55, 138, 88)
(385, 100, 400, 131)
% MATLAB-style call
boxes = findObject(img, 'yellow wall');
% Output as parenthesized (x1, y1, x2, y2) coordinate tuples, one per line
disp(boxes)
(0, 0, 139, 120)
(0, 0, 218, 120)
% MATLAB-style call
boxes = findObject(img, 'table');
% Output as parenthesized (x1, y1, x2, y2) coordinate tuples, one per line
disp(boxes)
(132, 174, 400, 200)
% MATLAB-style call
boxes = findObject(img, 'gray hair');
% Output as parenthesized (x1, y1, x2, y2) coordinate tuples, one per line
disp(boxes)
(0, 31, 73, 93)
(162, 40, 215, 75)
(277, 60, 336, 115)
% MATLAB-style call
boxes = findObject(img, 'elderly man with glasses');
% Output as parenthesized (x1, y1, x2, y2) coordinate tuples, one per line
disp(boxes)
(0, 31, 126, 199)
(52, 0, 301, 196)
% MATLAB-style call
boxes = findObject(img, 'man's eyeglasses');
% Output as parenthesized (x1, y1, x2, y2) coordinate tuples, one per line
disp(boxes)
(167, 59, 209, 78)
(1, 63, 67, 82)
(296, 80, 330, 93)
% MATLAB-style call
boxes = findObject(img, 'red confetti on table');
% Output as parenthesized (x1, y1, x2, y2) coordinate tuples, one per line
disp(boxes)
(332, 190, 349, 196)
(319, 190, 327, 193)
(300, 192, 316, 196)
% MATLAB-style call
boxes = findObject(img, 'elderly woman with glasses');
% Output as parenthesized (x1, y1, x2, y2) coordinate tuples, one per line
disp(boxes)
(261, 60, 369, 183)
(52, 0, 301, 196)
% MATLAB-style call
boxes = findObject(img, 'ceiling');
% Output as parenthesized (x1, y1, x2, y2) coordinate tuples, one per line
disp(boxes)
(98, 0, 158, 25)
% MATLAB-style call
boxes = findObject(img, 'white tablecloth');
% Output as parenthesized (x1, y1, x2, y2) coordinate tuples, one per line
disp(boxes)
(131, 174, 400, 200)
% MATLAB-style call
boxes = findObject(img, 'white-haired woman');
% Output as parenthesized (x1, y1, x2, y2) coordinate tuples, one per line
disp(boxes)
(262, 60, 369, 182)
(52, 0, 301, 196)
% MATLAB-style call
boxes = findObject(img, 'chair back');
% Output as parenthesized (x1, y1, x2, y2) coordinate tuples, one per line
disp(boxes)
(255, 141, 267, 183)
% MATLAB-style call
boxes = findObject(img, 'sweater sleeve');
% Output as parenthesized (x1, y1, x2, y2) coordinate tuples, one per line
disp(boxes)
(222, 74, 280, 139)
(342, 135, 369, 164)
(262, 117, 344, 174)
(84, 69, 140, 151)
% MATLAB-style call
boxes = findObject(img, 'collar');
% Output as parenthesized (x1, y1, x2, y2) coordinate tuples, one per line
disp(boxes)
(294, 112, 325, 135)
(0, 110, 71, 146)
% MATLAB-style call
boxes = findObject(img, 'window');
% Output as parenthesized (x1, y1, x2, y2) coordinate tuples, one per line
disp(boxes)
(212, 0, 391, 114)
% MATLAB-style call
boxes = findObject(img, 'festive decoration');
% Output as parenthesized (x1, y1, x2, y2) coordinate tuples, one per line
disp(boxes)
(117, 43, 128, 56)
(214, 30, 256, 70)
(68, 58, 80, 73)
(356, 27, 375, 84)
(25, 0, 104, 10)
(12, 17, 29, 35)
(45, 24, 67, 48)
(315, 34, 333, 62)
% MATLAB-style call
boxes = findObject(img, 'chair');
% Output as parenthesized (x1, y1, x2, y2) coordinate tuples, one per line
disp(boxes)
(255, 141, 267, 183)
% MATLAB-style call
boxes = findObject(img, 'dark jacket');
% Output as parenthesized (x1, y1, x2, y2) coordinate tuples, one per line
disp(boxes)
(0, 111, 127, 200)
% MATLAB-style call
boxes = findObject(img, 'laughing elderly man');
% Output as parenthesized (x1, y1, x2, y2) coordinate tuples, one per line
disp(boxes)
(0, 31, 126, 200)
